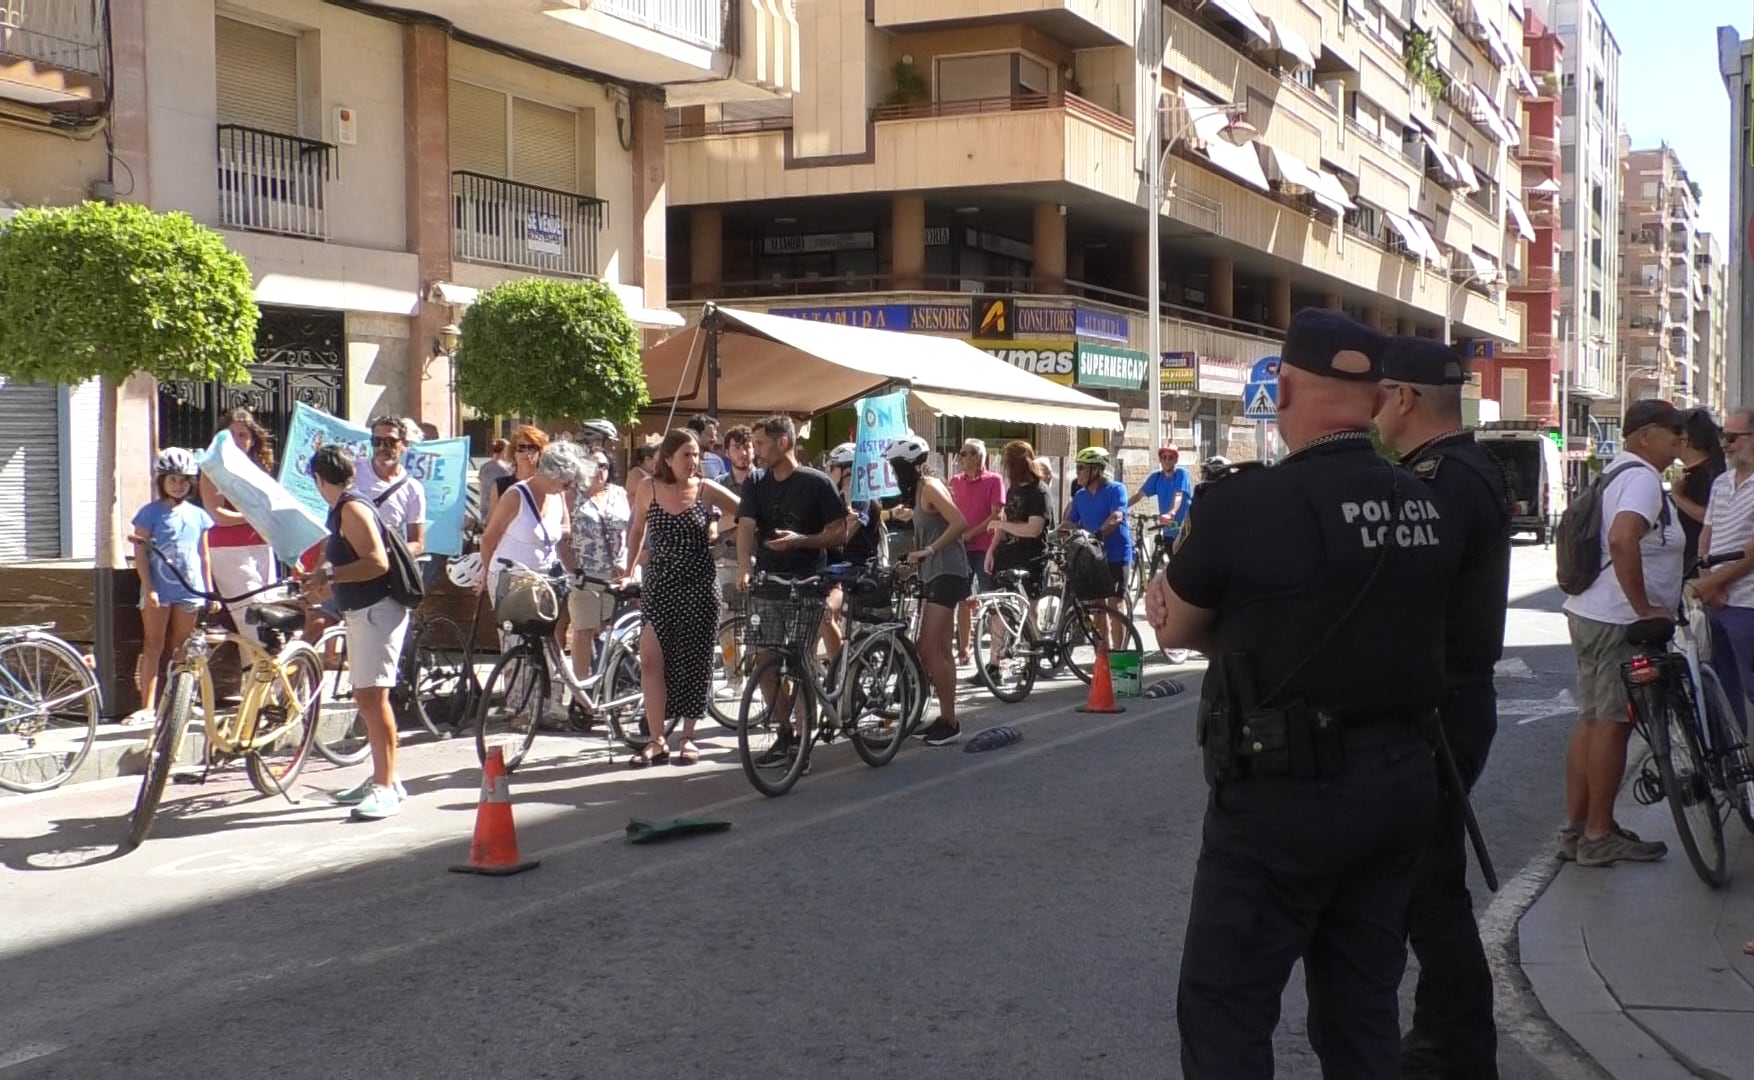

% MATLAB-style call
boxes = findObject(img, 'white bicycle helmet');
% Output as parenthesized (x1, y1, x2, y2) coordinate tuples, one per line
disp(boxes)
(155, 447, 200, 477)
(579, 418, 619, 442)
(882, 433, 931, 466)
(827, 442, 857, 468)
(447, 552, 485, 590)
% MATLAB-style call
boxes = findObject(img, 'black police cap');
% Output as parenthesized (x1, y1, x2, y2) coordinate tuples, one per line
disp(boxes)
(1381, 337, 1467, 386)
(1280, 308, 1388, 383)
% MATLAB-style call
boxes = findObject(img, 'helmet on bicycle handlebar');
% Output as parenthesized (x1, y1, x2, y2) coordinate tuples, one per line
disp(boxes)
(446, 552, 484, 589)
(1074, 446, 1110, 468)
(155, 448, 200, 477)
(882, 433, 931, 466)
(827, 442, 857, 468)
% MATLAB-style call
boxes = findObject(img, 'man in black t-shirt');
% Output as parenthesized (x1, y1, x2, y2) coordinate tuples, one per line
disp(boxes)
(735, 415, 850, 589)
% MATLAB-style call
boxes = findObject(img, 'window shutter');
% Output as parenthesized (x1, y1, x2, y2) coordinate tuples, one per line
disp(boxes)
(449, 81, 509, 177)
(215, 17, 300, 134)
(511, 98, 578, 192)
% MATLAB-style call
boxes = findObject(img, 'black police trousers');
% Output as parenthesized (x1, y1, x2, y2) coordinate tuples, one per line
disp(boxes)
(1177, 740, 1439, 1079)
(1404, 685, 1499, 1079)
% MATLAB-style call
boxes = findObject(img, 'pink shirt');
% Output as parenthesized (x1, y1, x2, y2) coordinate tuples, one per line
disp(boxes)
(950, 469, 1004, 553)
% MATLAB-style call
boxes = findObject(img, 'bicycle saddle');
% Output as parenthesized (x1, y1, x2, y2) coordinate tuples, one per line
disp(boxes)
(1624, 619, 1675, 647)
(995, 569, 1032, 586)
(247, 604, 305, 634)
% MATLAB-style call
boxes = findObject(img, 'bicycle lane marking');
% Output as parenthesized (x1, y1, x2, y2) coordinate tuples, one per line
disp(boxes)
(147, 826, 422, 886)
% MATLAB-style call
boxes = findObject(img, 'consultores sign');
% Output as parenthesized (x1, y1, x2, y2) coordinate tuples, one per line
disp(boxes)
(976, 339, 1075, 385)
(1074, 342, 1149, 390)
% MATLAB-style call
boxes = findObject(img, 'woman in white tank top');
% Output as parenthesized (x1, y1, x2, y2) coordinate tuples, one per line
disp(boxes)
(478, 446, 576, 598)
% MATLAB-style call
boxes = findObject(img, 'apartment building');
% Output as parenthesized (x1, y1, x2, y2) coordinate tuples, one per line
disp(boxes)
(1617, 144, 1704, 409)
(664, 0, 1527, 468)
(1719, 24, 1752, 408)
(1538, 0, 1619, 444)
(0, 0, 796, 563)
(1485, 0, 1562, 423)
(1697, 233, 1729, 412)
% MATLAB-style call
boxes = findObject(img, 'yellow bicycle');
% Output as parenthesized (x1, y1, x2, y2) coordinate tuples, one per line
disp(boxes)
(124, 552, 325, 850)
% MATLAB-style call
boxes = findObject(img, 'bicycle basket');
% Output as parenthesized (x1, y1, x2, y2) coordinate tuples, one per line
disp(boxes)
(494, 568, 560, 632)
(748, 589, 827, 649)
(844, 574, 897, 623)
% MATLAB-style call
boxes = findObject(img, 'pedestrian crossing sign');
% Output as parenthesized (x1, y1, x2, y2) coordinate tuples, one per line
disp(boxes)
(1243, 380, 1278, 420)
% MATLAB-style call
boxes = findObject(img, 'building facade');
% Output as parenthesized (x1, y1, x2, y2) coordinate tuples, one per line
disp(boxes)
(1540, 0, 1619, 444)
(1698, 233, 1730, 412)
(1617, 143, 1703, 409)
(0, 0, 797, 564)
(1719, 24, 1752, 410)
(664, 0, 1527, 472)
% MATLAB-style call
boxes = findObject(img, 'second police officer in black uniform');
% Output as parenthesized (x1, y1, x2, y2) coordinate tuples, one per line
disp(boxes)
(1145, 308, 1463, 1079)
(1376, 337, 1512, 1079)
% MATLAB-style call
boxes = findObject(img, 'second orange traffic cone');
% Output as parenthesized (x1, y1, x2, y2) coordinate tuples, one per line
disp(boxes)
(449, 746, 541, 877)
(1077, 635, 1126, 715)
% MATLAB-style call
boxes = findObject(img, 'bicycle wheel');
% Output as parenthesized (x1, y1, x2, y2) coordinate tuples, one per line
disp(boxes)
(1060, 604, 1145, 686)
(125, 672, 195, 850)
(1698, 666, 1754, 838)
(602, 639, 667, 749)
(245, 641, 323, 796)
(738, 654, 814, 797)
(844, 633, 919, 767)
(972, 598, 1037, 704)
(1650, 690, 1727, 887)
(475, 646, 546, 772)
(1033, 589, 1066, 678)
(708, 614, 750, 730)
(406, 617, 475, 737)
(0, 636, 101, 793)
(311, 627, 368, 766)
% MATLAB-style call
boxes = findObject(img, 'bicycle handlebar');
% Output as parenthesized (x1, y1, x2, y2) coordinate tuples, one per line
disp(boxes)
(143, 545, 300, 606)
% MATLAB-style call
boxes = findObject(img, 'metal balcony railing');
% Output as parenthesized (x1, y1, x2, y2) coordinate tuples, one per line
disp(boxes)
(0, 0, 103, 76)
(216, 125, 337, 240)
(452, 171, 607, 278)
(591, 0, 726, 50)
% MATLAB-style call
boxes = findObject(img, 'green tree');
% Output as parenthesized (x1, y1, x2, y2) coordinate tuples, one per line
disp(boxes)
(455, 277, 647, 426)
(0, 201, 259, 563)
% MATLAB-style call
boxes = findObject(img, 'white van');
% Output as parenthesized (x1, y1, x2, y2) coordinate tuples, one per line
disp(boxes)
(1475, 421, 1568, 545)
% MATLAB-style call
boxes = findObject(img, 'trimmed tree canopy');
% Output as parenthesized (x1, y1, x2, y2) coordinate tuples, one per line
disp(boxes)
(456, 277, 648, 426)
(0, 201, 258, 385)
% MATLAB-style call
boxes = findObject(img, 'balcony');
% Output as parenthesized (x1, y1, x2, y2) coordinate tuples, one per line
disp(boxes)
(451, 171, 607, 278)
(874, 0, 1130, 47)
(1624, 228, 1658, 251)
(591, 0, 724, 48)
(0, 0, 103, 105)
(1509, 268, 1556, 292)
(870, 91, 1133, 135)
(216, 125, 337, 241)
(1513, 134, 1559, 166)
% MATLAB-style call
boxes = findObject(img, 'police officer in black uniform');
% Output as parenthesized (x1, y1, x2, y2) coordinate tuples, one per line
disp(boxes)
(1377, 336, 1512, 1079)
(1145, 308, 1462, 1079)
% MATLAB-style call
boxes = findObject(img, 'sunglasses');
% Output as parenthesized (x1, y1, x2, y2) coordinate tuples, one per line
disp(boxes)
(1726, 432, 1751, 443)
(371, 436, 403, 449)
(515, 443, 540, 453)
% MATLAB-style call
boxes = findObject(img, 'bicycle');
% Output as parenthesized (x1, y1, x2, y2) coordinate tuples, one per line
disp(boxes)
(736, 569, 926, 797)
(473, 572, 647, 771)
(125, 552, 325, 849)
(0, 623, 103, 793)
(1620, 554, 1754, 887)
(311, 604, 478, 766)
(1127, 513, 1175, 600)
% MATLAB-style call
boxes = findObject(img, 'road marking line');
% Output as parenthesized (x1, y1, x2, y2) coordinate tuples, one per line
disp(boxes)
(0, 1043, 64, 1072)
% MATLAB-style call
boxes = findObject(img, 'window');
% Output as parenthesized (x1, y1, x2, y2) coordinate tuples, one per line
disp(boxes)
(215, 16, 300, 134)
(448, 80, 585, 193)
(1590, 289, 1602, 320)
(934, 52, 1050, 102)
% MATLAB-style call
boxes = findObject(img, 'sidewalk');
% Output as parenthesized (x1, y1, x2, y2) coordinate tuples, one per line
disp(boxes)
(1520, 794, 1754, 1079)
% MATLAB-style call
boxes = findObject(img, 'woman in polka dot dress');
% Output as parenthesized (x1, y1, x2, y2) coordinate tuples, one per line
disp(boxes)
(623, 429, 741, 766)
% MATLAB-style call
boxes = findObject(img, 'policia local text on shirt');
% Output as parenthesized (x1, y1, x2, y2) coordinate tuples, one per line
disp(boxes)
(1145, 309, 1465, 1079)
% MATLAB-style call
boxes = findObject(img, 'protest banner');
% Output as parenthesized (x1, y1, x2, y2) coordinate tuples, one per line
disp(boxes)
(851, 389, 907, 503)
(198, 430, 328, 567)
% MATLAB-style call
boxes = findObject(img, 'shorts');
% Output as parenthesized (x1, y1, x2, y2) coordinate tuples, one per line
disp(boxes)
(1106, 562, 1130, 598)
(924, 574, 973, 609)
(139, 596, 203, 613)
(342, 596, 413, 689)
(1567, 612, 1638, 723)
(567, 582, 616, 632)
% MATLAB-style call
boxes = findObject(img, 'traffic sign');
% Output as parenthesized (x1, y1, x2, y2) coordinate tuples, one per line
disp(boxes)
(1243, 380, 1278, 420)
(1249, 356, 1281, 383)
(1595, 440, 1616, 458)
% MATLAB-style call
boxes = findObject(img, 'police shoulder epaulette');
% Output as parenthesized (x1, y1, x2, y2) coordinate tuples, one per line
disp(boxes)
(1411, 455, 1442, 480)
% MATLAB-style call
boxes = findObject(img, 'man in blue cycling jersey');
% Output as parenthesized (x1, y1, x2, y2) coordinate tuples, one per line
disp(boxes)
(1129, 444, 1193, 662)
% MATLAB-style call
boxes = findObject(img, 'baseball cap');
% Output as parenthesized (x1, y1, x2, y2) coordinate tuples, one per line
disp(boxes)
(1380, 337, 1467, 386)
(1621, 399, 1686, 437)
(1280, 309, 1389, 383)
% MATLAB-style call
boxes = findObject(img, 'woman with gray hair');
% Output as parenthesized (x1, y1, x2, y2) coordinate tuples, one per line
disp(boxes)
(477, 441, 584, 602)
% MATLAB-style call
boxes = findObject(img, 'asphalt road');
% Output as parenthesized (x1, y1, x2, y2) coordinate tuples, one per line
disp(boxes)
(0, 544, 1597, 1078)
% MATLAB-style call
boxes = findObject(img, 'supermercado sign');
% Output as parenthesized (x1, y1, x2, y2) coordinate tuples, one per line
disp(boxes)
(974, 339, 1075, 385)
(1074, 342, 1149, 390)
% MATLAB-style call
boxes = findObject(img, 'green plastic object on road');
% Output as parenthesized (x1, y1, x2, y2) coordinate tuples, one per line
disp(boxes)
(625, 817, 733, 844)
(1109, 650, 1142, 697)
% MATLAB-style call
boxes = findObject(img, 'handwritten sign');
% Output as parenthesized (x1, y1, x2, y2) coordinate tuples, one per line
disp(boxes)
(198, 430, 328, 568)
(852, 390, 907, 503)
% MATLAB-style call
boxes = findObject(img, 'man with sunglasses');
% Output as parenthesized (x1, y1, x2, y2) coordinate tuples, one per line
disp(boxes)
(1374, 337, 1511, 1080)
(1691, 409, 1754, 735)
(355, 416, 427, 559)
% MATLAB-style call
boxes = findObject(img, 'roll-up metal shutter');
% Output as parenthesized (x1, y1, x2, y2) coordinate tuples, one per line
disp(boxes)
(450, 80, 509, 177)
(215, 17, 300, 134)
(511, 98, 578, 192)
(0, 378, 62, 563)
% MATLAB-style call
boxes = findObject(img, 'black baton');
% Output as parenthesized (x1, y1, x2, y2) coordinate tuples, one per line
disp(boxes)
(1433, 720, 1498, 892)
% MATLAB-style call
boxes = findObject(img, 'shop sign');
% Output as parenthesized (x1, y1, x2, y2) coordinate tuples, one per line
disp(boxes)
(976, 339, 1074, 385)
(1074, 308, 1131, 343)
(1159, 351, 1198, 388)
(908, 304, 971, 333)
(1466, 339, 1496, 359)
(760, 231, 875, 254)
(973, 295, 1015, 340)
(1075, 342, 1150, 391)
(770, 303, 910, 329)
(1197, 359, 1248, 398)
(1016, 306, 1076, 336)
(924, 226, 951, 245)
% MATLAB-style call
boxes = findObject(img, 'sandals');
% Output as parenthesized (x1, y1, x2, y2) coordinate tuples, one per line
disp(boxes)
(676, 739, 701, 766)
(118, 708, 156, 728)
(629, 742, 670, 768)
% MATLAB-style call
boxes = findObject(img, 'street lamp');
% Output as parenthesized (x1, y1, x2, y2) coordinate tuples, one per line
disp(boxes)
(1439, 267, 1502, 347)
(1144, 83, 1255, 457)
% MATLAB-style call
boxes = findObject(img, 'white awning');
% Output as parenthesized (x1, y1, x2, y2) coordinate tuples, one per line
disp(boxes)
(1470, 85, 1517, 145)
(1307, 169, 1357, 213)
(1464, 0, 1514, 66)
(1266, 144, 1321, 190)
(1407, 217, 1446, 264)
(1420, 133, 1461, 182)
(1262, 14, 1316, 70)
(1181, 87, 1270, 191)
(1529, 177, 1560, 194)
(1450, 155, 1480, 193)
(1506, 195, 1536, 241)
(1512, 58, 1538, 97)
(640, 306, 1122, 429)
(1509, 0, 1524, 19)
(1465, 248, 1497, 277)
(1203, 0, 1272, 45)
(1385, 211, 1425, 260)
(427, 280, 686, 330)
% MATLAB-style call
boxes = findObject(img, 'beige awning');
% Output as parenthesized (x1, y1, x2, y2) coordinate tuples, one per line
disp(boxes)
(1470, 85, 1517, 146)
(1407, 217, 1445, 264)
(1262, 14, 1316, 70)
(1450, 155, 1480, 193)
(1204, 0, 1272, 45)
(640, 306, 1122, 429)
(1307, 168, 1357, 213)
(1420, 133, 1461, 182)
(1465, 248, 1497, 277)
(1181, 88, 1269, 191)
(1506, 195, 1536, 241)
(1265, 144, 1321, 191)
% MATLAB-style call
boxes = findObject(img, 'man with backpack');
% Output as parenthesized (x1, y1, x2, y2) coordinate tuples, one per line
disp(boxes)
(1557, 399, 1686, 866)
(1063, 446, 1132, 651)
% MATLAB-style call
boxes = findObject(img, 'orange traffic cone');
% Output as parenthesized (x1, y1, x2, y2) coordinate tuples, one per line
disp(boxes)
(1077, 635, 1126, 715)
(449, 746, 541, 876)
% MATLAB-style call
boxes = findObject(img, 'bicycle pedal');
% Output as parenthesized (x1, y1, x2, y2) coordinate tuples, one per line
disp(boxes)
(170, 771, 203, 786)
